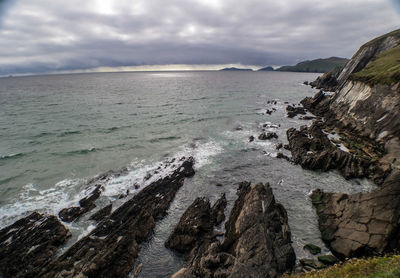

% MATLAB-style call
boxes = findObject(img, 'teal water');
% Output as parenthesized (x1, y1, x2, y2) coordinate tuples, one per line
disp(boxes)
(0, 71, 376, 277)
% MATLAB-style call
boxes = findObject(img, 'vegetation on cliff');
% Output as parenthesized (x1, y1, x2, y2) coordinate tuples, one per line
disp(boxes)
(351, 45, 400, 85)
(286, 255, 400, 278)
(275, 57, 348, 73)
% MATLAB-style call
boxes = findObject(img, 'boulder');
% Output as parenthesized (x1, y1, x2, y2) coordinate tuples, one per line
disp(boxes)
(311, 170, 400, 260)
(0, 212, 71, 278)
(286, 105, 306, 118)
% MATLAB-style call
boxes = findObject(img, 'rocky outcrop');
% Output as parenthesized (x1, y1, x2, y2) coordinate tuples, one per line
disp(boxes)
(165, 194, 226, 256)
(286, 105, 306, 118)
(173, 182, 295, 278)
(311, 170, 400, 260)
(59, 184, 103, 222)
(39, 157, 195, 278)
(0, 212, 71, 278)
(286, 121, 390, 183)
(258, 132, 278, 140)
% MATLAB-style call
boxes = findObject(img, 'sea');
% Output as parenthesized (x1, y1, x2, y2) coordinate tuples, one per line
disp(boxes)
(0, 71, 376, 277)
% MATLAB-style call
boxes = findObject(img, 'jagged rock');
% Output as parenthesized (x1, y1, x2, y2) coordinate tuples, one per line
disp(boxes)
(39, 157, 195, 278)
(304, 243, 321, 255)
(301, 91, 331, 116)
(249, 135, 255, 142)
(165, 198, 214, 254)
(311, 170, 400, 260)
(174, 182, 296, 278)
(211, 194, 227, 225)
(286, 105, 306, 118)
(89, 204, 112, 222)
(276, 152, 290, 161)
(258, 132, 278, 140)
(276, 143, 283, 150)
(286, 121, 389, 183)
(59, 185, 103, 222)
(0, 212, 71, 278)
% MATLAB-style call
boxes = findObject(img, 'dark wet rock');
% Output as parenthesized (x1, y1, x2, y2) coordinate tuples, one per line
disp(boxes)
(299, 115, 316, 120)
(304, 243, 321, 255)
(40, 157, 195, 278)
(283, 144, 290, 150)
(311, 170, 400, 260)
(134, 183, 140, 189)
(276, 152, 290, 161)
(248, 135, 255, 142)
(309, 67, 342, 91)
(317, 255, 339, 265)
(0, 212, 71, 278)
(300, 90, 331, 117)
(303, 81, 309, 86)
(299, 258, 326, 270)
(165, 194, 227, 256)
(258, 132, 278, 140)
(174, 182, 296, 278)
(165, 197, 214, 254)
(89, 204, 112, 222)
(215, 183, 223, 187)
(211, 194, 227, 225)
(286, 121, 389, 183)
(276, 143, 283, 150)
(58, 185, 103, 223)
(286, 105, 306, 118)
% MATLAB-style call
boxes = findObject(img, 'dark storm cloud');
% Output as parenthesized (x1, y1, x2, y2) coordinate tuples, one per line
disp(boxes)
(0, 0, 399, 75)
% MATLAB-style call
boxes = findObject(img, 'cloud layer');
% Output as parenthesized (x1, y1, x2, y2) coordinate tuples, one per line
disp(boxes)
(0, 0, 399, 75)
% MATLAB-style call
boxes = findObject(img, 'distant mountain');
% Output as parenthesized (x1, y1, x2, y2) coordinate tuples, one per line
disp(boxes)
(258, 66, 274, 71)
(275, 57, 349, 73)
(220, 67, 253, 71)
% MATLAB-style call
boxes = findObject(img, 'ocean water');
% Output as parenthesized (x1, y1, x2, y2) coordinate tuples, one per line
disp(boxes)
(0, 71, 376, 277)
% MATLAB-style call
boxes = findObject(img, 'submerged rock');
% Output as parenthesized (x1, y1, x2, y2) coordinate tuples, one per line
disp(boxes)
(173, 182, 295, 278)
(0, 212, 71, 278)
(311, 170, 400, 260)
(304, 243, 321, 255)
(39, 157, 195, 278)
(258, 132, 278, 140)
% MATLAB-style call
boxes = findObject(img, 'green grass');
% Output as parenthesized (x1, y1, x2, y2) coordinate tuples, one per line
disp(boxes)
(352, 45, 400, 85)
(275, 57, 348, 73)
(284, 255, 400, 278)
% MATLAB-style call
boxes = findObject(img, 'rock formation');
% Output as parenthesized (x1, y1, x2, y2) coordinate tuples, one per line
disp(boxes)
(172, 182, 296, 278)
(0, 212, 71, 278)
(311, 170, 400, 260)
(39, 157, 195, 278)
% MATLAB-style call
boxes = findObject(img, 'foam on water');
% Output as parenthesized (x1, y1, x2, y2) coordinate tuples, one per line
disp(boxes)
(0, 139, 224, 229)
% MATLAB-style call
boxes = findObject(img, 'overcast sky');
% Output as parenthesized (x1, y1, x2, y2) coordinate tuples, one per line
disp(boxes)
(0, 0, 399, 75)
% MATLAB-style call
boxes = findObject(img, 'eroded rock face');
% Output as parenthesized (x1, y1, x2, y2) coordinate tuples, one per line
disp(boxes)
(286, 120, 390, 184)
(39, 157, 195, 278)
(311, 170, 400, 260)
(0, 212, 71, 278)
(174, 182, 295, 278)
(165, 194, 226, 256)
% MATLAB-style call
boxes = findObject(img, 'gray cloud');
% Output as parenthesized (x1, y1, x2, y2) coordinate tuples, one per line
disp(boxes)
(0, 0, 399, 75)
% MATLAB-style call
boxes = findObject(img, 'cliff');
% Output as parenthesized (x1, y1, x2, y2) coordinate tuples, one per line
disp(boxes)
(299, 29, 400, 261)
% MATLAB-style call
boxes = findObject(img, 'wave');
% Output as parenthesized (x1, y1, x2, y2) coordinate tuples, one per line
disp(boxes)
(57, 130, 82, 137)
(148, 136, 181, 143)
(0, 152, 24, 160)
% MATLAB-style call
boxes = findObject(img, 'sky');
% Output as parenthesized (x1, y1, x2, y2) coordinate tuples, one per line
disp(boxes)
(0, 0, 399, 75)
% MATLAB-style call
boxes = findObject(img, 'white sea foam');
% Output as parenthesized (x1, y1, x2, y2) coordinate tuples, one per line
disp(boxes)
(0, 139, 224, 229)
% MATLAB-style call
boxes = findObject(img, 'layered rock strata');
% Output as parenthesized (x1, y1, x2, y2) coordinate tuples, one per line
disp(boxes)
(311, 170, 400, 259)
(0, 212, 71, 278)
(172, 182, 295, 278)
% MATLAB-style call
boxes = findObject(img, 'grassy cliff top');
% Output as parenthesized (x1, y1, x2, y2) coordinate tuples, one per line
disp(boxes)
(352, 45, 400, 85)
(276, 57, 348, 73)
(285, 255, 400, 278)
